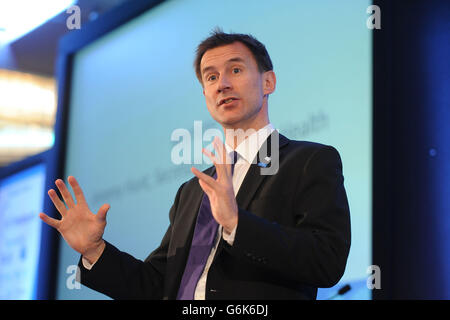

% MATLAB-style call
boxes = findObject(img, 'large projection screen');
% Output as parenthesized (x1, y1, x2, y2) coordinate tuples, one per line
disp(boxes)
(56, 0, 372, 299)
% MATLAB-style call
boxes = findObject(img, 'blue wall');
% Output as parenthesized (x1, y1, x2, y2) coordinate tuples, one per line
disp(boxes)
(373, 0, 450, 299)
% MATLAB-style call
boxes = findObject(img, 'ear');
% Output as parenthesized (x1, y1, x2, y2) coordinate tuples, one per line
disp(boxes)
(202, 88, 205, 96)
(262, 70, 276, 96)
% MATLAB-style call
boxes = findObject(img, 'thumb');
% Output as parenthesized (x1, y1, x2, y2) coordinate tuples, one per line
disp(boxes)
(96, 203, 110, 222)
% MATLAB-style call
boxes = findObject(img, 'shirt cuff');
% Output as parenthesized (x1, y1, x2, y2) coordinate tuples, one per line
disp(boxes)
(81, 256, 95, 270)
(222, 224, 237, 245)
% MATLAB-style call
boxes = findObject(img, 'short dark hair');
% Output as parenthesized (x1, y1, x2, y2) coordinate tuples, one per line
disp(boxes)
(194, 28, 273, 85)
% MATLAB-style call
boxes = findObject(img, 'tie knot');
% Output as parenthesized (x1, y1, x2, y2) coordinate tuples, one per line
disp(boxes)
(230, 150, 238, 164)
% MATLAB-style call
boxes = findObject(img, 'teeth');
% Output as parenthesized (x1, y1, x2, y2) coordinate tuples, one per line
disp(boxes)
(218, 98, 236, 106)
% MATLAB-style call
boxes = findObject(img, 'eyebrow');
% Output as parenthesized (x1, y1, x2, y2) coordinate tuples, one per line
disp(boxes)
(201, 57, 246, 77)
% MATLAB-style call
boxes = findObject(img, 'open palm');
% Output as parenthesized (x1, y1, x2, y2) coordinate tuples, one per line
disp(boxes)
(39, 176, 109, 259)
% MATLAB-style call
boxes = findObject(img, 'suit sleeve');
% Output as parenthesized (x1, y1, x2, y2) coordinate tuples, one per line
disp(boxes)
(227, 146, 351, 288)
(77, 182, 186, 299)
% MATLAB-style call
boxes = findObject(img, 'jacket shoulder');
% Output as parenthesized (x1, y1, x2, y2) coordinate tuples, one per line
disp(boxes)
(279, 136, 343, 171)
(282, 136, 339, 155)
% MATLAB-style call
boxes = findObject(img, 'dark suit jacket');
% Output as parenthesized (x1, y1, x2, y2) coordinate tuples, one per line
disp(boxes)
(78, 133, 351, 299)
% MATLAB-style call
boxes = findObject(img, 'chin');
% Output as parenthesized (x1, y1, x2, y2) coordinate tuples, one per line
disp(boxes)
(212, 112, 238, 125)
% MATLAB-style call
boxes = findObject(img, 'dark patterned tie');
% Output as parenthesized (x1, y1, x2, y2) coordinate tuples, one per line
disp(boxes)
(177, 151, 238, 300)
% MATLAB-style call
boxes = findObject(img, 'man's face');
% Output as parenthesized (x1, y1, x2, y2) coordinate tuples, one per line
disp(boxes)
(200, 41, 274, 130)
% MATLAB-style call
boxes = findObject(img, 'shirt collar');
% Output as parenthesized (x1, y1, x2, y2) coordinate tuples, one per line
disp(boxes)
(225, 123, 275, 164)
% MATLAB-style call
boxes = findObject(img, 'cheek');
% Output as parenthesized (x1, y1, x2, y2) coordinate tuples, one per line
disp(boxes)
(245, 84, 263, 106)
(204, 93, 218, 114)
(203, 90, 214, 106)
(242, 76, 263, 99)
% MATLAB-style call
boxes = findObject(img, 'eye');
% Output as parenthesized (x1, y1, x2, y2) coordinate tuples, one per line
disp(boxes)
(207, 74, 217, 81)
(232, 68, 241, 74)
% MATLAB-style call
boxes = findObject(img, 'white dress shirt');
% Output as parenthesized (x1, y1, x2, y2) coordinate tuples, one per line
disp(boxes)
(83, 123, 275, 300)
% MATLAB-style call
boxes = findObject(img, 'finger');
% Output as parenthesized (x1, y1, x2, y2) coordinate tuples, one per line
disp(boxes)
(191, 166, 217, 190)
(48, 189, 67, 216)
(68, 176, 87, 205)
(197, 176, 214, 196)
(96, 203, 110, 222)
(212, 138, 232, 178)
(55, 179, 76, 208)
(39, 212, 61, 229)
(213, 136, 227, 164)
(202, 147, 219, 165)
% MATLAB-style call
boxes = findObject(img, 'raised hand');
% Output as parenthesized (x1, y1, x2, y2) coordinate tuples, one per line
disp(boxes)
(191, 136, 238, 234)
(39, 176, 109, 264)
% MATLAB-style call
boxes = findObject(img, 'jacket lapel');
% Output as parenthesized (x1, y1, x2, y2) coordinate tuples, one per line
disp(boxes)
(235, 132, 290, 211)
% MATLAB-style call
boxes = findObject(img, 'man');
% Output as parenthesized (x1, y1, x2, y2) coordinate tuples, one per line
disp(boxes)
(39, 30, 351, 300)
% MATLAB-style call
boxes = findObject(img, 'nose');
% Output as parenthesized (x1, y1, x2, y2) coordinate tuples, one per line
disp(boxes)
(217, 74, 232, 93)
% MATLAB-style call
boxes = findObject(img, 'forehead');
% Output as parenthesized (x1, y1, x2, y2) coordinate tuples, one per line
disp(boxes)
(200, 42, 256, 71)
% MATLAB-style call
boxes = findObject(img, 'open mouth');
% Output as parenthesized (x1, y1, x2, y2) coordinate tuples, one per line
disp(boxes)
(218, 97, 238, 106)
